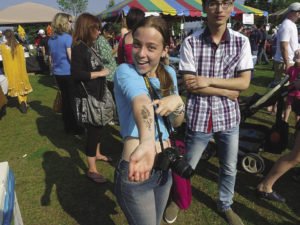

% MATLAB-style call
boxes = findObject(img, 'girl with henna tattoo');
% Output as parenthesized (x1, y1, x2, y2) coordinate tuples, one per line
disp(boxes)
(113, 16, 184, 225)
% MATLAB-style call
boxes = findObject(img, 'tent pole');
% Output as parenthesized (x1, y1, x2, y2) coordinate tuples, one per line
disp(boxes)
(180, 16, 186, 41)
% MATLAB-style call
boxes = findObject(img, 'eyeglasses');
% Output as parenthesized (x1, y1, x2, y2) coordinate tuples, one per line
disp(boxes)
(207, 1, 233, 10)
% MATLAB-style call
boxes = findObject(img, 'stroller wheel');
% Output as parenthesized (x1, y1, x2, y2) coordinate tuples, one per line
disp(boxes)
(241, 153, 265, 174)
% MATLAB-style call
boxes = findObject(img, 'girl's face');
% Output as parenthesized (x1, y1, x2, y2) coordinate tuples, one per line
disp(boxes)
(91, 26, 100, 41)
(132, 27, 168, 76)
(67, 17, 74, 32)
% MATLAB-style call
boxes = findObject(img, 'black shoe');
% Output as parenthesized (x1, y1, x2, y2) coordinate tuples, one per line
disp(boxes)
(256, 189, 286, 203)
(0, 105, 6, 119)
(292, 168, 300, 182)
(19, 102, 27, 114)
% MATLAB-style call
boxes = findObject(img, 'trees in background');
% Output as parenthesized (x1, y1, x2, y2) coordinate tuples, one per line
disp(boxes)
(107, 0, 115, 8)
(244, 0, 299, 13)
(57, 0, 88, 17)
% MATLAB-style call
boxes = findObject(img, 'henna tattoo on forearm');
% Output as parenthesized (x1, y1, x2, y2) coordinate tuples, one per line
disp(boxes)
(141, 105, 153, 131)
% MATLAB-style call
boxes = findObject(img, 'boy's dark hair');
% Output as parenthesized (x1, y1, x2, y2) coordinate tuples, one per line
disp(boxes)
(202, 0, 235, 7)
(126, 8, 145, 30)
(101, 22, 114, 34)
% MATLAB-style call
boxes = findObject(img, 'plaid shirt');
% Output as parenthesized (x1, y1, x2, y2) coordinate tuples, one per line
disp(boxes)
(179, 27, 253, 133)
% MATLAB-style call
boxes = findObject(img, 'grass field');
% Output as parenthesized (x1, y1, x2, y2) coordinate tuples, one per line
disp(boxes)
(0, 64, 300, 225)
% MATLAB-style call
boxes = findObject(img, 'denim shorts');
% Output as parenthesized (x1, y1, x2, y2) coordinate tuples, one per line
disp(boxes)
(114, 160, 172, 225)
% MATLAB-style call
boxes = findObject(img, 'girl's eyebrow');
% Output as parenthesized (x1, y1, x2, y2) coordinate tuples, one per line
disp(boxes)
(134, 39, 160, 46)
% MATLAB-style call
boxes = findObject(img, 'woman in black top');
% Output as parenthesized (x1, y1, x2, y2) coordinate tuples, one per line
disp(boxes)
(71, 13, 110, 183)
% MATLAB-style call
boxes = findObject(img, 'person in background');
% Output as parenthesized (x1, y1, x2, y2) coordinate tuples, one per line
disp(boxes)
(268, 2, 300, 114)
(0, 68, 8, 119)
(95, 22, 117, 86)
(48, 12, 82, 134)
(0, 68, 8, 96)
(271, 26, 278, 59)
(114, 16, 184, 225)
(72, 13, 111, 183)
(249, 25, 261, 62)
(117, 7, 145, 64)
(257, 24, 270, 65)
(283, 49, 300, 123)
(120, 16, 129, 38)
(34, 29, 44, 47)
(95, 22, 118, 124)
(38, 29, 50, 65)
(0, 31, 6, 44)
(256, 51, 300, 203)
(233, 21, 244, 34)
(164, 0, 253, 224)
(0, 29, 32, 114)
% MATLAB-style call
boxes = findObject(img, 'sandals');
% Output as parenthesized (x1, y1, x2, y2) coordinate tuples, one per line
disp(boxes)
(87, 172, 107, 184)
(96, 155, 113, 162)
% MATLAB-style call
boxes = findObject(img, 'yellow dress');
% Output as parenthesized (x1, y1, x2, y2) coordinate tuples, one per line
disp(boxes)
(0, 44, 32, 97)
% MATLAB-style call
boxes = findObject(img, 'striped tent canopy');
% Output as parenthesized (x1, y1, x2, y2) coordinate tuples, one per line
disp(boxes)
(98, 0, 268, 20)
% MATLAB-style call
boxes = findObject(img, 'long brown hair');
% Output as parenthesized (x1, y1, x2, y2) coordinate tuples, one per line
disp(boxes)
(72, 13, 101, 47)
(132, 16, 174, 97)
(4, 29, 19, 59)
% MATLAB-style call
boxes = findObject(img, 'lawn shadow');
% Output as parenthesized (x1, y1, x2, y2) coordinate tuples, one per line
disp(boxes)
(38, 75, 57, 90)
(191, 161, 275, 224)
(191, 161, 219, 213)
(41, 151, 118, 225)
(245, 113, 275, 127)
(251, 76, 273, 88)
(235, 156, 300, 224)
(192, 155, 300, 224)
(30, 100, 123, 170)
(30, 100, 87, 171)
(5, 96, 21, 112)
(99, 124, 123, 163)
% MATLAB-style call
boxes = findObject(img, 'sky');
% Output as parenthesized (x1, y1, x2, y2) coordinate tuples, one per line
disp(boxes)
(0, 0, 122, 14)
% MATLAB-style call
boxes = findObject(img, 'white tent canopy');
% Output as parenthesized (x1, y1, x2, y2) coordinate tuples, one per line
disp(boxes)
(0, 2, 61, 25)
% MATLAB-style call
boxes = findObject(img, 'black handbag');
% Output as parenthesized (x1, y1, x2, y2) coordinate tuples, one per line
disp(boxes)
(75, 82, 115, 126)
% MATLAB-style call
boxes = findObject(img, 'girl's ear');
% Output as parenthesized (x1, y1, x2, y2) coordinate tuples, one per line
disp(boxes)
(162, 45, 169, 58)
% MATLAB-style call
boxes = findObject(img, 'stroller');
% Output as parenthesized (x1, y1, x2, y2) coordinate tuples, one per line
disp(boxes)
(203, 75, 291, 174)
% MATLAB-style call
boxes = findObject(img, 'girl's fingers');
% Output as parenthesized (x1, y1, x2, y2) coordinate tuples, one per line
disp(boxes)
(152, 99, 160, 105)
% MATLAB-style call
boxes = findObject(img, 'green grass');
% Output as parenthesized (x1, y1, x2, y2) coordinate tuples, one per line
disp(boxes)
(0, 64, 300, 225)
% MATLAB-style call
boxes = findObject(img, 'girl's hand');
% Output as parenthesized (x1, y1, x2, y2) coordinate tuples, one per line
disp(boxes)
(99, 68, 110, 77)
(152, 95, 183, 116)
(129, 140, 156, 182)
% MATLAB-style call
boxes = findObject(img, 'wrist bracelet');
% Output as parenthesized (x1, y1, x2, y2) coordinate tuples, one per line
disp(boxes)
(172, 103, 185, 116)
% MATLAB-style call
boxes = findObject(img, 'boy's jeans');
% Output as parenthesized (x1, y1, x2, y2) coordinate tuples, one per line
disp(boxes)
(185, 125, 239, 211)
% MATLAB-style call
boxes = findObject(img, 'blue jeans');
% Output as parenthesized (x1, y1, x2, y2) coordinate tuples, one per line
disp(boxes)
(258, 47, 270, 64)
(185, 125, 239, 211)
(114, 160, 172, 225)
